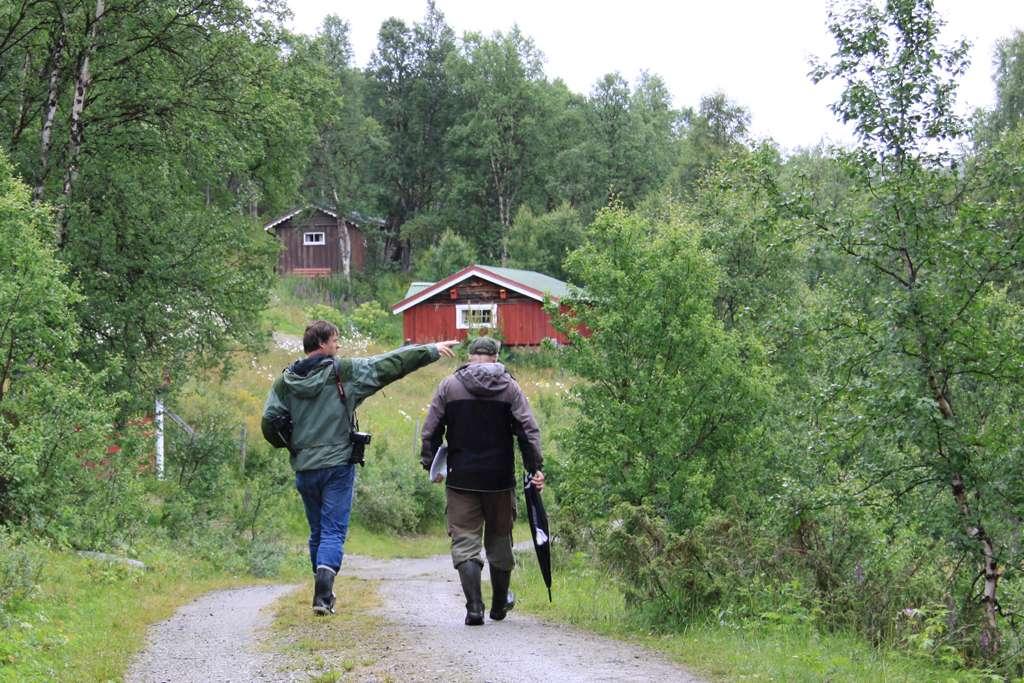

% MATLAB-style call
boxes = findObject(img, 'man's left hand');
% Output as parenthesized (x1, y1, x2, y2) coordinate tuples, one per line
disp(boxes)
(531, 470, 545, 492)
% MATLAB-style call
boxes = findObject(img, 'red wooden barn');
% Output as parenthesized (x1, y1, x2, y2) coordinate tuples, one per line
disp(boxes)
(391, 265, 575, 345)
(264, 206, 379, 277)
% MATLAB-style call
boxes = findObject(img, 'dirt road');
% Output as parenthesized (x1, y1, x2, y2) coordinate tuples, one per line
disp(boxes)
(127, 551, 703, 682)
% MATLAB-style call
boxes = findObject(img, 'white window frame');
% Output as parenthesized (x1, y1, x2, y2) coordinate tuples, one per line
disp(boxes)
(455, 303, 497, 329)
(303, 231, 325, 246)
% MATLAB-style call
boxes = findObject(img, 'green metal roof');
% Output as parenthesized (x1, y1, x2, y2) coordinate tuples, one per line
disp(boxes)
(481, 266, 573, 298)
(399, 266, 574, 302)
(401, 282, 435, 300)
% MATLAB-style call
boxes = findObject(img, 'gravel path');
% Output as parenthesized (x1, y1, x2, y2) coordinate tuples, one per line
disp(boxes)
(342, 552, 703, 682)
(126, 551, 703, 682)
(125, 584, 301, 682)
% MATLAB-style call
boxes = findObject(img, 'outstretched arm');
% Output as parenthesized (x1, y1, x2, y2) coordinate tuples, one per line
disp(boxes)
(345, 340, 459, 404)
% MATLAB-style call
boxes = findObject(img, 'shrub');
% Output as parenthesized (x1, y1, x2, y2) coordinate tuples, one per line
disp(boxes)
(348, 301, 400, 344)
(305, 303, 346, 330)
(0, 529, 42, 615)
(352, 435, 444, 534)
(160, 415, 242, 538)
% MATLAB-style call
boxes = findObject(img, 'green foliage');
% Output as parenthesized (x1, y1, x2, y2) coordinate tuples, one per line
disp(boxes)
(348, 302, 398, 344)
(0, 151, 126, 541)
(160, 417, 242, 538)
(553, 206, 772, 531)
(669, 93, 751, 197)
(366, 2, 458, 264)
(800, 0, 1024, 668)
(986, 30, 1024, 137)
(0, 529, 43, 617)
(352, 434, 444, 534)
(1, 1, 297, 413)
(413, 229, 477, 281)
(507, 204, 584, 280)
(305, 303, 347, 330)
(234, 443, 292, 544)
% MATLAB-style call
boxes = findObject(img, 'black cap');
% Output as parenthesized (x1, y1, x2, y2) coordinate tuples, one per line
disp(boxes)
(467, 336, 500, 356)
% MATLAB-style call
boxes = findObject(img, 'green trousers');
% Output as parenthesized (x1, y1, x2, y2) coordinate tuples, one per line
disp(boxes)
(446, 487, 516, 571)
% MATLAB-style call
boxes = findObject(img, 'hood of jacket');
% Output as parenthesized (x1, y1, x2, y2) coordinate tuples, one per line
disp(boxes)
(282, 354, 334, 398)
(455, 361, 510, 397)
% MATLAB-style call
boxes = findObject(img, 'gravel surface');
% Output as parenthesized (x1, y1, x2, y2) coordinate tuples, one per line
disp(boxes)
(342, 552, 703, 682)
(126, 551, 703, 682)
(124, 584, 301, 683)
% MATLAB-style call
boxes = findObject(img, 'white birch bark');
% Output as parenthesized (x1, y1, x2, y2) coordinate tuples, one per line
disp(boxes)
(58, 0, 104, 246)
(35, 14, 66, 202)
(334, 191, 352, 285)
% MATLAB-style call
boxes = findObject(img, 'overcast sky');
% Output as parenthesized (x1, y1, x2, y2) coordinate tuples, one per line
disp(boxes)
(285, 1, 1024, 151)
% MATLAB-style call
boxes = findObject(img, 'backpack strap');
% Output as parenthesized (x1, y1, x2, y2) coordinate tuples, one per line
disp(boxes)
(332, 358, 357, 431)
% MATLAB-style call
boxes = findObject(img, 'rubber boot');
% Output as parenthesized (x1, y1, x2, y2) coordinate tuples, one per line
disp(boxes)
(457, 560, 484, 626)
(313, 565, 336, 616)
(488, 568, 515, 621)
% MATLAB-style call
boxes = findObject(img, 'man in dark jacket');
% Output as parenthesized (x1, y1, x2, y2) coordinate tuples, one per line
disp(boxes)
(421, 336, 544, 625)
(264, 320, 457, 615)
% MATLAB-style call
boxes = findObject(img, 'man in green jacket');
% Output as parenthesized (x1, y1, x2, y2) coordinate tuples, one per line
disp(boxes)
(263, 320, 457, 615)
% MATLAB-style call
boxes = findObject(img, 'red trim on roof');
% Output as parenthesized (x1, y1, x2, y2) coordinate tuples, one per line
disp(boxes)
(391, 265, 554, 313)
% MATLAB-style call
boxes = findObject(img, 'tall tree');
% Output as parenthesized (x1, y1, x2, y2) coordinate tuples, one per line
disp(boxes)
(0, 0, 306, 409)
(983, 30, 1024, 137)
(808, 0, 1023, 659)
(366, 1, 457, 268)
(445, 27, 550, 263)
(669, 92, 750, 197)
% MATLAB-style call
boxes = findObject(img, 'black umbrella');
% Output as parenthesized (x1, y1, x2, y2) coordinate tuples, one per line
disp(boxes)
(523, 471, 552, 601)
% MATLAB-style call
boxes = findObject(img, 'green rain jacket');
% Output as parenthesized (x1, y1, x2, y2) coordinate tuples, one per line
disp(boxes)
(262, 344, 440, 472)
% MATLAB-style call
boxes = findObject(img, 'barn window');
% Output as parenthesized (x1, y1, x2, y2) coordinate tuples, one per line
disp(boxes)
(303, 232, 325, 246)
(455, 303, 497, 329)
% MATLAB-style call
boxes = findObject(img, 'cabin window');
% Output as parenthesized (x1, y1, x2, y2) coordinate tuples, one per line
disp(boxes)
(303, 232, 325, 246)
(456, 303, 497, 329)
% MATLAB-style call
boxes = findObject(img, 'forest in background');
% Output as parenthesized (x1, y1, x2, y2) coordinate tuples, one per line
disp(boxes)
(2, 0, 1024, 676)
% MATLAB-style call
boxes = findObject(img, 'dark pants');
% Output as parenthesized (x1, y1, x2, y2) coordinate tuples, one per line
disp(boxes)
(295, 464, 356, 574)
(446, 487, 515, 571)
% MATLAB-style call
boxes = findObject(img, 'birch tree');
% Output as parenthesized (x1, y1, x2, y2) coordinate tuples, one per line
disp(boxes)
(808, 0, 1024, 659)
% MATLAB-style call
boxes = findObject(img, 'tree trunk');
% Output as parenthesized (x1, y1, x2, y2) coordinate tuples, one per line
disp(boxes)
(58, 0, 104, 247)
(490, 155, 511, 265)
(928, 370, 1001, 656)
(35, 13, 66, 202)
(333, 191, 351, 287)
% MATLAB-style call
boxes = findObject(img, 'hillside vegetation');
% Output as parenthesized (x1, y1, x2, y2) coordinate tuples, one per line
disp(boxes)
(2, 0, 1024, 679)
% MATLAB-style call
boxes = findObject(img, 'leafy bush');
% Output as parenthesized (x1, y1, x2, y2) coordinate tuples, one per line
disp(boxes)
(0, 529, 43, 615)
(553, 206, 772, 532)
(160, 415, 243, 538)
(348, 301, 400, 344)
(305, 303, 346, 330)
(233, 444, 293, 542)
(352, 435, 444, 534)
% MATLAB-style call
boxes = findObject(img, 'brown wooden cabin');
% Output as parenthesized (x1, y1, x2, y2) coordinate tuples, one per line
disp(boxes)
(391, 265, 575, 346)
(264, 206, 376, 277)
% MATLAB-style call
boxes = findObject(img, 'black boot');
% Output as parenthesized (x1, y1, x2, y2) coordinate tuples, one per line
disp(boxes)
(313, 565, 336, 616)
(457, 560, 484, 625)
(489, 568, 515, 621)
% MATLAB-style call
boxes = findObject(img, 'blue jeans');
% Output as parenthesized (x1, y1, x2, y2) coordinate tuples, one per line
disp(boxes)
(295, 464, 356, 574)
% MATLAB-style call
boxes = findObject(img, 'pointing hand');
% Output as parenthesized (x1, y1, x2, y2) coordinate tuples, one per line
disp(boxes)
(434, 340, 459, 358)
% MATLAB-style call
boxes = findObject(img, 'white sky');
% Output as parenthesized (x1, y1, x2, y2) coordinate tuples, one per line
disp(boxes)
(284, 1, 1024, 152)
